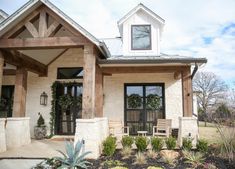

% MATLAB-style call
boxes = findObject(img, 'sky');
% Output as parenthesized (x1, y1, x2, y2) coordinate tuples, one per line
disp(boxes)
(0, 0, 235, 86)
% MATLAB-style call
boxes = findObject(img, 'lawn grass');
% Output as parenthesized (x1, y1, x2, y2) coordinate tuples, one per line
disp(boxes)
(199, 126, 220, 144)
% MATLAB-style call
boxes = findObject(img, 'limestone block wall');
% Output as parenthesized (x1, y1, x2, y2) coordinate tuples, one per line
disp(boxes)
(178, 117, 199, 147)
(75, 117, 109, 159)
(103, 73, 183, 129)
(5, 117, 31, 149)
(0, 119, 6, 152)
(25, 48, 84, 136)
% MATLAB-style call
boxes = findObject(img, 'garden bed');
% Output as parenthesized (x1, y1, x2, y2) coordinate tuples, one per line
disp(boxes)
(88, 149, 235, 169)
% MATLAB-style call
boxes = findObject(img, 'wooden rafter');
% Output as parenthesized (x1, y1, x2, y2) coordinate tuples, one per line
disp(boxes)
(3, 69, 16, 76)
(46, 21, 61, 37)
(0, 37, 89, 49)
(38, 10, 47, 37)
(1, 50, 47, 76)
(174, 71, 181, 80)
(25, 22, 39, 38)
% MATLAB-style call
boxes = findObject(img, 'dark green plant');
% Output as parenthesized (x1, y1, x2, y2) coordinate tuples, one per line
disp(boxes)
(182, 137, 193, 151)
(37, 113, 45, 127)
(165, 136, 176, 150)
(58, 94, 73, 111)
(103, 136, 117, 156)
(72, 94, 82, 109)
(196, 139, 208, 153)
(135, 136, 148, 152)
(151, 137, 163, 152)
(121, 136, 134, 148)
(55, 140, 91, 169)
(127, 94, 142, 108)
(146, 94, 160, 110)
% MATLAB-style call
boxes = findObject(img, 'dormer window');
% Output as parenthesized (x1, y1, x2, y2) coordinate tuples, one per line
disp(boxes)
(131, 25, 151, 50)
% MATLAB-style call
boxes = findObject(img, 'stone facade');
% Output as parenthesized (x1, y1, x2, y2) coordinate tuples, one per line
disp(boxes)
(0, 119, 6, 152)
(103, 73, 183, 129)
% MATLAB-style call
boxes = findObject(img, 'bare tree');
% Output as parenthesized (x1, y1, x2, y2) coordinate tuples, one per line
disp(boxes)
(193, 71, 227, 126)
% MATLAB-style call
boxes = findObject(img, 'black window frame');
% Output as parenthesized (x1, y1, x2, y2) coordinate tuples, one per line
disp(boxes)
(57, 67, 83, 79)
(131, 24, 152, 50)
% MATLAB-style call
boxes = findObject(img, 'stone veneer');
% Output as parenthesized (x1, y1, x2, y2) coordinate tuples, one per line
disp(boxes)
(0, 119, 6, 152)
(178, 117, 199, 147)
(75, 117, 109, 159)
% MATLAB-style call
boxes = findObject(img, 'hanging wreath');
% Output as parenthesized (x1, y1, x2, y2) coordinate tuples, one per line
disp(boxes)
(146, 94, 160, 110)
(72, 94, 82, 109)
(58, 94, 73, 111)
(127, 94, 142, 108)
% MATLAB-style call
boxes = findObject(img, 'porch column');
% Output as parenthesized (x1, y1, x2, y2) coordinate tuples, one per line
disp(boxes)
(95, 65, 103, 117)
(13, 67, 28, 117)
(82, 45, 96, 119)
(182, 66, 193, 117)
(0, 51, 4, 96)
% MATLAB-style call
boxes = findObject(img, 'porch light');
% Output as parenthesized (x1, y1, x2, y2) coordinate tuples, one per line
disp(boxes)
(40, 92, 48, 106)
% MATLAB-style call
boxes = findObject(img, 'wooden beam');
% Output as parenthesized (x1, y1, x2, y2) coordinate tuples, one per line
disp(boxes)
(95, 65, 103, 117)
(0, 37, 90, 50)
(46, 21, 61, 37)
(38, 10, 47, 37)
(82, 45, 96, 119)
(0, 51, 4, 96)
(13, 67, 27, 117)
(102, 66, 187, 74)
(25, 22, 39, 38)
(174, 71, 181, 80)
(182, 66, 193, 117)
(1, 50, 47, 76)
(3, 69, 16, 76)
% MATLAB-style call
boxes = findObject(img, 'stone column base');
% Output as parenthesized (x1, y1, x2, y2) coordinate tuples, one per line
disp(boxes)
(75, 117, 109, 159)
(178, 117, 198, 147)
(0, 119, 6, 152)
(6, 117, 31, 149)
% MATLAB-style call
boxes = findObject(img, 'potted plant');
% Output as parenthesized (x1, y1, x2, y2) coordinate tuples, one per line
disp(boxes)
(34, 113, 47, 139)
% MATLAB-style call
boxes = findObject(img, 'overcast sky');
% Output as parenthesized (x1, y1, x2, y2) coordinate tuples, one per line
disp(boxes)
(1, 0, 235, 86)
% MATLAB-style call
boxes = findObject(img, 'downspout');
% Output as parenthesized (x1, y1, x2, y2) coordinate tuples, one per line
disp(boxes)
(191, 62, 198, 79)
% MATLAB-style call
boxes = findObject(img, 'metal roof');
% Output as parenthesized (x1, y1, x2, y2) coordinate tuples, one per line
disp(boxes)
(0, 0, 110, 58)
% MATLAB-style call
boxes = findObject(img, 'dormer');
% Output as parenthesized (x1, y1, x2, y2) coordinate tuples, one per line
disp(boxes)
(118, 3, 165, 56)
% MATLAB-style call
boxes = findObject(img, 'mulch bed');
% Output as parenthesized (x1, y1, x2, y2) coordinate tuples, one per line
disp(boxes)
(88, 149, 235, 169)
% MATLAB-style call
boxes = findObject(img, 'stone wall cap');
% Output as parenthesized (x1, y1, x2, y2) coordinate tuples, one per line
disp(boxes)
(179, 117, 197, 120)
(6, 117, 30, 121)
(76, 117, 108, 123)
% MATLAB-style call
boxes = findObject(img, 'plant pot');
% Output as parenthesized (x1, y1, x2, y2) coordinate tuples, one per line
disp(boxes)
(34, 126, 47, 140)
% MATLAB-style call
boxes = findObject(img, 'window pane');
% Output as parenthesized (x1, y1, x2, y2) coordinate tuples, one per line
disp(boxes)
(57, 68, 83, 79)
(132, 25, 151, 50)
(126, 86, 143, 109)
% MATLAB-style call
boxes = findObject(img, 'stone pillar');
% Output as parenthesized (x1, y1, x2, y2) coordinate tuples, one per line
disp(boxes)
(0, 119, 6, 152)
(13, 67, 28, 117)
(82, 45, 96, 119)
(0, 51, 4, 96)
(178, 117, 198, 147)
(182, 66, 193, 117)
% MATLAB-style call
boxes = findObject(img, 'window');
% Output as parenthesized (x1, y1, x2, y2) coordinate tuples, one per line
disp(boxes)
(57, 67, 83, 79)
(131, 25, 151, 50)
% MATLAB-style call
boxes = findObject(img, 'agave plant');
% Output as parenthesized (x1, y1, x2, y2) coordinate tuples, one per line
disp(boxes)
(55, 139, 91, 169)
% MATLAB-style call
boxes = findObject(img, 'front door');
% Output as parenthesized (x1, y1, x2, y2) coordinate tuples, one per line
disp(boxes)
(124, 84, 165, 135)
(55, 83, 82, 135)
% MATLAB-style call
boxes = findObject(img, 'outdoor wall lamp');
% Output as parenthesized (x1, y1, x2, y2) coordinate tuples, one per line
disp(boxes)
(40, 92, 48, 106)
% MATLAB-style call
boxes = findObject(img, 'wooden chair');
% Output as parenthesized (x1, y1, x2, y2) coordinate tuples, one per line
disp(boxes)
(153, 119, 172, 137)
(108, 120, 129, 137)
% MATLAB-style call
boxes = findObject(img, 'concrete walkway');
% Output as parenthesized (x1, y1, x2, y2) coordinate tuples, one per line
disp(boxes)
(0, 139, 66, 169)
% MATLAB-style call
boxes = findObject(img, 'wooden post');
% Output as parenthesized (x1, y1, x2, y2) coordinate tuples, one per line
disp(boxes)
(182, 66, 193, 117)
(95, 65, 103, 117)
(0, 51, 4, 97)
(13, 67, 28, 117)
(82, 45, 96, 119)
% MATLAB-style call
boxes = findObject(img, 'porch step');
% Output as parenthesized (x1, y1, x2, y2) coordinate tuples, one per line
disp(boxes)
(50, 135, 74, 141)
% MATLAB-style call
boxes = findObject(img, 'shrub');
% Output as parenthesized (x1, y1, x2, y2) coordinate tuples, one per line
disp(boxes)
(196, 139, 208, 153)
(37, 113, 45, 127)
(147, 149, 157, 159)
(147, 167, 163, 169)
(183, 150, 205, 168)
(121, 146, 132, 159)
(182, 137, 193, 150)
(111, 167, 128, 169)
(134, 152, 146, 164)
(165, 136, 176, 150)
(135, 136, 148, 152)
(103, 160, 125, 168)
(121, 136, 134, 148)
(151, 137, 163, 152)
(103, 136, 117, 156)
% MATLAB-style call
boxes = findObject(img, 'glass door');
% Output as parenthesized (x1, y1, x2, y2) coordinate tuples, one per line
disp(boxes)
(124, 84, 165, 135)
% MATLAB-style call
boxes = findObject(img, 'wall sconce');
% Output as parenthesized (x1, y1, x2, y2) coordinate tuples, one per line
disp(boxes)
(40, 92, 48, 106)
